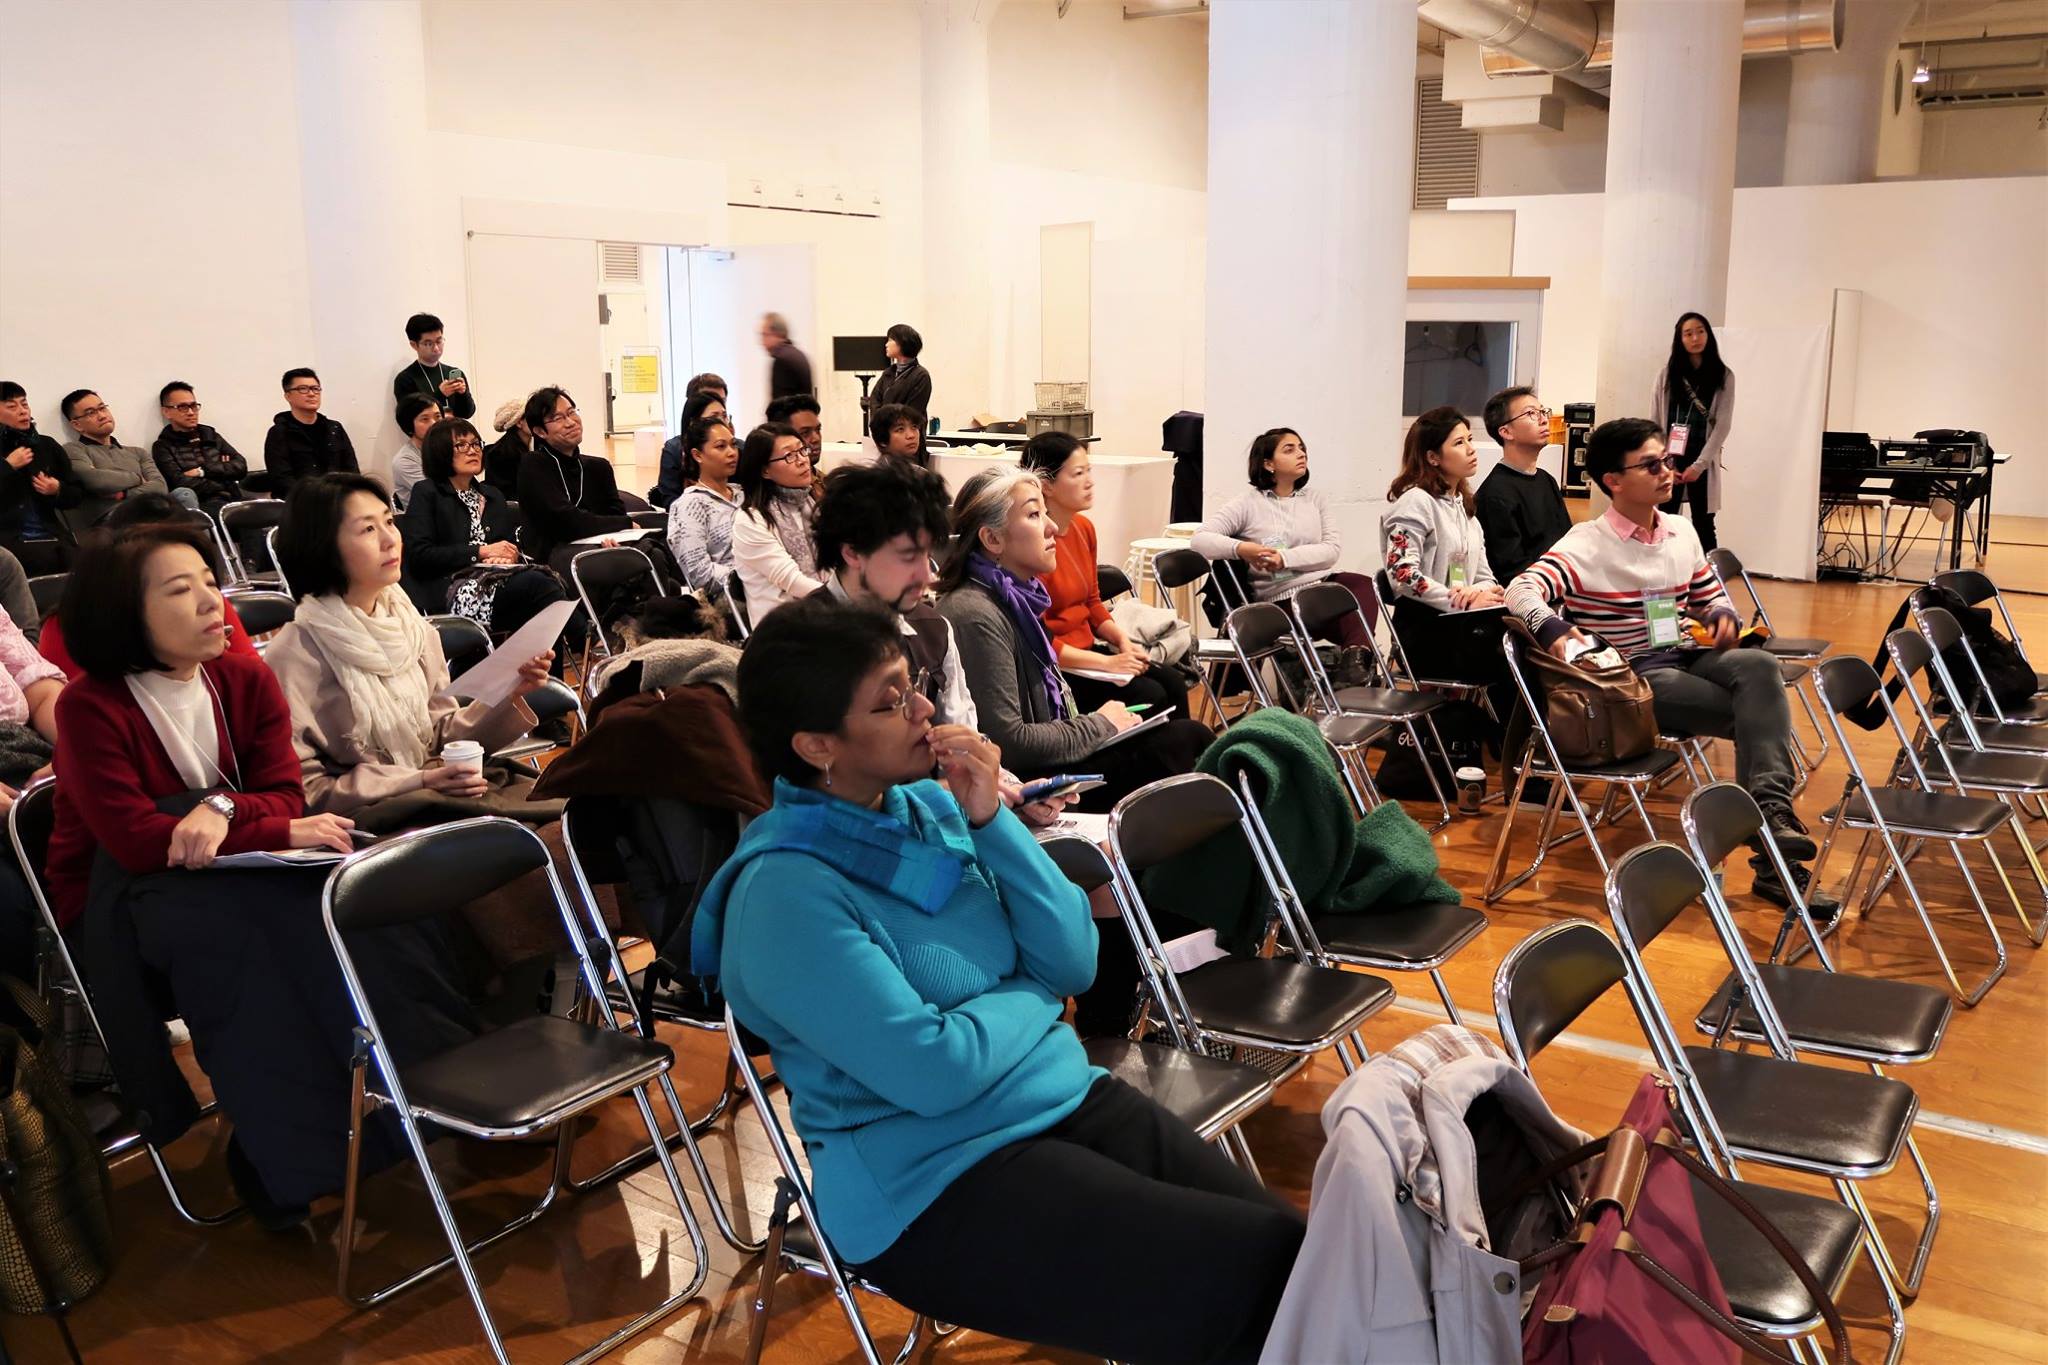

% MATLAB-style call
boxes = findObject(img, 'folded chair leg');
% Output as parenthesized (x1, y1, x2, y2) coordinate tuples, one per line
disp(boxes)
(1408, 716, 1454, 833)
(1996, 794, 2048, 945)
(1428, 969, 1462, 1025)
(1836, 1133, 1940, 1300)
(1483, 760, 1533, 902)
(1909, 837, 2009, 1006)
(892, 1315, 929, 1365)
(1221, 1125, 1265, 1186)
(653, 1069, 768, 1254)
(1624, 783, 1657, 842)
(1860, 1228, 1911, 1365)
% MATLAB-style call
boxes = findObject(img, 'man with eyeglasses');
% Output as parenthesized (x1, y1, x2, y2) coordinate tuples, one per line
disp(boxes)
(1475, 385, 1572, 584)
(0, 381, 85, 574)
(152, 382, 249, 511)
(61, 388, 193, 529)
(263, 367, 358, 494)
(1506, 418, 1824, 909)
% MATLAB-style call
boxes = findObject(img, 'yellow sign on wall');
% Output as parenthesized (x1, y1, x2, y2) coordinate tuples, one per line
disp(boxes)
(620, 353, 660, 394)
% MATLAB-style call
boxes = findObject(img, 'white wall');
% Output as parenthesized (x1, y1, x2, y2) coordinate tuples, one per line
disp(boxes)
(0, 0, 318, 459)
(1456, 176, 2048, 515)
(1921, 106, 2048, 178)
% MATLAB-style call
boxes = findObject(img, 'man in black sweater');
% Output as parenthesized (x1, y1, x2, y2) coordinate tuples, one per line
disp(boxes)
(758, 312, 813, 401)
(394, 311, 476, 419)
(0, 381, 84, 573)
(263, 367, 359, 494)
(1475, 385, 1573, 585)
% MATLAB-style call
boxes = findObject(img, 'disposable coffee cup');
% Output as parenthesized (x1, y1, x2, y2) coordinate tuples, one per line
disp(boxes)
(440, 740, 485, 776)
(1454, 765, 1486, 816)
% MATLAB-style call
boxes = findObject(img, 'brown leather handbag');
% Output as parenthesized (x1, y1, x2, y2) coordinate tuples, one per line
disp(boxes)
(1506, 617, 1658, 765)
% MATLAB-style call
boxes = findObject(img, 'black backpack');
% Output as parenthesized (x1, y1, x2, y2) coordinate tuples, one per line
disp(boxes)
(1849, 585, 2034, 729)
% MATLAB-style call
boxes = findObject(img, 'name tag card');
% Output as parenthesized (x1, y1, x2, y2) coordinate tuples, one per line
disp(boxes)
(1646, 595, 1682, 647)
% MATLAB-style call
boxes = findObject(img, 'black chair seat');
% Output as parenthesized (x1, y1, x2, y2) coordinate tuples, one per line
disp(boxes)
(1683, 1045, 1915, 1175)
(1318, 713, 1392, 747)
(2035, 669, 2048, 693)
(1081, 1038, 1272, 1138)
(1696, 965, 1950, 1063)
(398, 1014, 672, 1133)
(1839, 787, 2009, 838)
(1978, 694, 2048, 725)
(1308, 901, 1487, 965)
(1762, 636, 1829, 659)
(1531, 746, 1682, 783)
(1944, 720, 2048, 755)
(1778, 659, 1810, 685)
(1701, 1179, 1864, 1329)
(1177, 959, 1393, 1048)
(1944, 748, 2048, 793)
(1331, 685, 1446, 720)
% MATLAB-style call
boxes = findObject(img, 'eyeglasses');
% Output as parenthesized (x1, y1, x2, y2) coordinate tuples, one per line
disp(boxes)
(1623, 455, 1678, 475)
(545, 407, 578, 424)
(69, 404, 110, 421)
(287, 385, 322, 395)
(452, 438, 485, 455)
(771, 449, 811, 466)
(874, 669, 931, 720)
(1513, 405, 1552, 424)
(165, 401, 202, 414)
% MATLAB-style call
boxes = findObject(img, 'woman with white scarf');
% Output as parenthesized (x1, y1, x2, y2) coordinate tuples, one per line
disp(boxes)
(729, 421, 821, 628)
(264, 474, 553, 816)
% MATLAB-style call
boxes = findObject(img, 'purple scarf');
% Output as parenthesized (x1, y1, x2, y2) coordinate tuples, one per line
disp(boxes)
(965, 551, 1067, 719)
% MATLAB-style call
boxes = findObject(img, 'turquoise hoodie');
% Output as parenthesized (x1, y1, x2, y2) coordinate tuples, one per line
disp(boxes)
(691, 778, 1101, 1262)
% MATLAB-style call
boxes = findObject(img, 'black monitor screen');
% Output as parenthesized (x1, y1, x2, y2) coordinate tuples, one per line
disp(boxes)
(834, 335, 890, 372)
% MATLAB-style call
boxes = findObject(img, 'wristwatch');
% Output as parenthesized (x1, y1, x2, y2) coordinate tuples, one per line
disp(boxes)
(201, 792, 236, 821)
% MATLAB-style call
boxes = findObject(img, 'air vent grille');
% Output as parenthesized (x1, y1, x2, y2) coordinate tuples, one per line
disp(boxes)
(1414, 76, 1480, 209)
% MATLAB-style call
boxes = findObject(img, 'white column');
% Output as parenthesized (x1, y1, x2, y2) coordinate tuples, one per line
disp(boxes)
(289, 0, 458, 477)
(1783, 0, 1915, 185)
(920, 0, 994, 425)
(1594, 0, 1744, 433)
(1204, 0, 1416, 558)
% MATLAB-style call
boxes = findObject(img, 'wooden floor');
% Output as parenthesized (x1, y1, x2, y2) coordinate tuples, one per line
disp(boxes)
(14, 574, 2048, 1365)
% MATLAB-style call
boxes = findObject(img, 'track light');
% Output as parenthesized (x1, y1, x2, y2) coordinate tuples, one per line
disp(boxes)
(1912, 61, 1931, 84)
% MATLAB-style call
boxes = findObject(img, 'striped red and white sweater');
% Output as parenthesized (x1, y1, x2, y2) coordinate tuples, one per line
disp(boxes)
(1504, 509, 1739, 664)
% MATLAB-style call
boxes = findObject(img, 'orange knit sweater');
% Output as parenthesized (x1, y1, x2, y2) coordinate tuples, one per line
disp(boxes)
(1041, 514, 1112, 653)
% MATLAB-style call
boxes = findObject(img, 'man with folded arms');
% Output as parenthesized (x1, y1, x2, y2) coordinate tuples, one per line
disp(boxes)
(1506, 417, 1824, 908)
(61, 388, 195, 527)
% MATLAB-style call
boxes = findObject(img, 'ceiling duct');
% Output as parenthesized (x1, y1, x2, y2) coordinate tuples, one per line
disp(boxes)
(1421, 0, 1843, 90)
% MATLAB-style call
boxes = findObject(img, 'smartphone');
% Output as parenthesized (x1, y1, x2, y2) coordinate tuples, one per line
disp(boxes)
(1018, 774, 1107, 804)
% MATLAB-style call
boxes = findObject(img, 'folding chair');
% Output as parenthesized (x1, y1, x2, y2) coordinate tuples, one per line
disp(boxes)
(1484, 631, 1682, 903)
(1885, 626, 2048, 944)
(1492, 920, 1893, 1364)
(1681, 782, 1949, 1299)
(1152, 547, 1235, 723)
(8, 777, 242, 1227)
(1809, 656, 2018, 1005)
(1912, 593, 2048, 727)
(570, 544, 667, 659)
(1096, 562, 1133, 603)
(1224, 601, 1388, 818)
(325, 817, 709, 1364)
(618, 489, 654, 513)
(1038, 832, 1279, 1163)
(223, 588, 296, 645)
(1606, 843, 1918, 1357)
(1232, 770, 1485, 1025)
(725, 1007, 931, 1365)
(25, 573, 66, 624)
(1106, 773, 1396, 1080)
(1283, 580, 1462, 830)
(1907, 606, 2048, 760)
(216, 499, 285, 588)
(1705, 547, 1833, 772)
(429, 612, 494, 679)
(264, 527, 292, 598)
(1932, 568, 2048, 691)
(1370, 570, 1493, 710)
(554, 795, 766, 1253)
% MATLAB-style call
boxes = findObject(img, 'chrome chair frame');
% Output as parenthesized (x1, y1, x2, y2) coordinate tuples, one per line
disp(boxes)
(1151, 547, 1235, 726)
(8, 777, 243, 1227)
(1704, 547, 1832, 770)
(1224, 601, 1388, 818)
(1912, 593, 2048, 729)
(570, 543, 666, 659)
(1809, 657, 2017, 1005)
(1932, 568, 2043, 683)
(324, 818, 710, 1364)
(215, 498, 286, 589)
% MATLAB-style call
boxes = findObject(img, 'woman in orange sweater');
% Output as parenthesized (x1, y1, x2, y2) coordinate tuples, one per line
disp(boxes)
(1022, 432, 1190, 718)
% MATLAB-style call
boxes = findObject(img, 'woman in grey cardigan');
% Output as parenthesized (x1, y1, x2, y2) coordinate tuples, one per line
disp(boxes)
(936, 466, 1208, 813)
(1653, 312, 1735, 551)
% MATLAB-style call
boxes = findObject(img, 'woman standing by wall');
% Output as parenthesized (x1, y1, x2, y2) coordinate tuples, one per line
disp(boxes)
(1653, 312, 1734, 552)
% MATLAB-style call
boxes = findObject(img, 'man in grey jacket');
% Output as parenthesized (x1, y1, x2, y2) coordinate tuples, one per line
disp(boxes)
(60, 389, 198, 528)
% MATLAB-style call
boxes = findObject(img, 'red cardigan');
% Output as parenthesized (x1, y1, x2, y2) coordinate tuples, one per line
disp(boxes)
(39, 600, 259, 679)
(48, 652, 305, 925)
(1040, 514, 1111, 654)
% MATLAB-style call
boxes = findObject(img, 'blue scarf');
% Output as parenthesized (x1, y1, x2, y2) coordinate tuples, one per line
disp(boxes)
(965, 551, 1066, 719)
(691, 778, 978, 978)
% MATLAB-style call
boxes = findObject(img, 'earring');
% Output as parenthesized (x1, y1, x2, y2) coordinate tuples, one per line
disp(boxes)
(823, 762, 833, 790)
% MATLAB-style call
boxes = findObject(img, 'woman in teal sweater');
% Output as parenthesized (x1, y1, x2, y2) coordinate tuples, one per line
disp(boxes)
(692, 597, 1303, 1363)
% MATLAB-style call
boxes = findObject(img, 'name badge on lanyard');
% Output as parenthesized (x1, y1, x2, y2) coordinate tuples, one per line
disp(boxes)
(1666, 423, 1691, 459)
(1645, 595, 1682, 648)
(1447, 552, 1468, 589)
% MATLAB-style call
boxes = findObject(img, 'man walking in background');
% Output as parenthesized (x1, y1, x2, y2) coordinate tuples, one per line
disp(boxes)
(760, 312, 813, 401)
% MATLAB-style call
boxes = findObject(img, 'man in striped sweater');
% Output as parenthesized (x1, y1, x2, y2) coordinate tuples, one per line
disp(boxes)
(1505, 418, 1818, 907)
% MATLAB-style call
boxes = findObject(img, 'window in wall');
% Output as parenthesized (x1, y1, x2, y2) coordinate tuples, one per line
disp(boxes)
(1414, 76, 1480, 209)
(1403, 321, 1515, 416)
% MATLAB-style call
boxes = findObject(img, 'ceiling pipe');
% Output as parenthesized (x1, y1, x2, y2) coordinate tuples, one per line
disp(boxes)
(1420, 0, 1843, 89)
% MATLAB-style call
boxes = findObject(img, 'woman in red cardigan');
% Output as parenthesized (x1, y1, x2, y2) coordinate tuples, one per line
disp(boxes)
(50, 522, 475, 1227)
(1019, 431, 1190, 718)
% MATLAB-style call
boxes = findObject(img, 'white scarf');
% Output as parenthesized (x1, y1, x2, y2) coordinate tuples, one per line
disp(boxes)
(125, 668, 227, 793)
(293, 586, 437, 769)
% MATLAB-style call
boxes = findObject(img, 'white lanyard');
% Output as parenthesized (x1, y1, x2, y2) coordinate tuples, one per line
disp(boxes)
(551, 448, 584, 508)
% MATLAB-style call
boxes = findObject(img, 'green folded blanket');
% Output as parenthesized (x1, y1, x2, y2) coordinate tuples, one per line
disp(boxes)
(1137, 708, 1459, 953)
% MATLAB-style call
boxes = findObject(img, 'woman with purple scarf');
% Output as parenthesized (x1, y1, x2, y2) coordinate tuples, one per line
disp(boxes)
(936, 467, 1210, 817)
